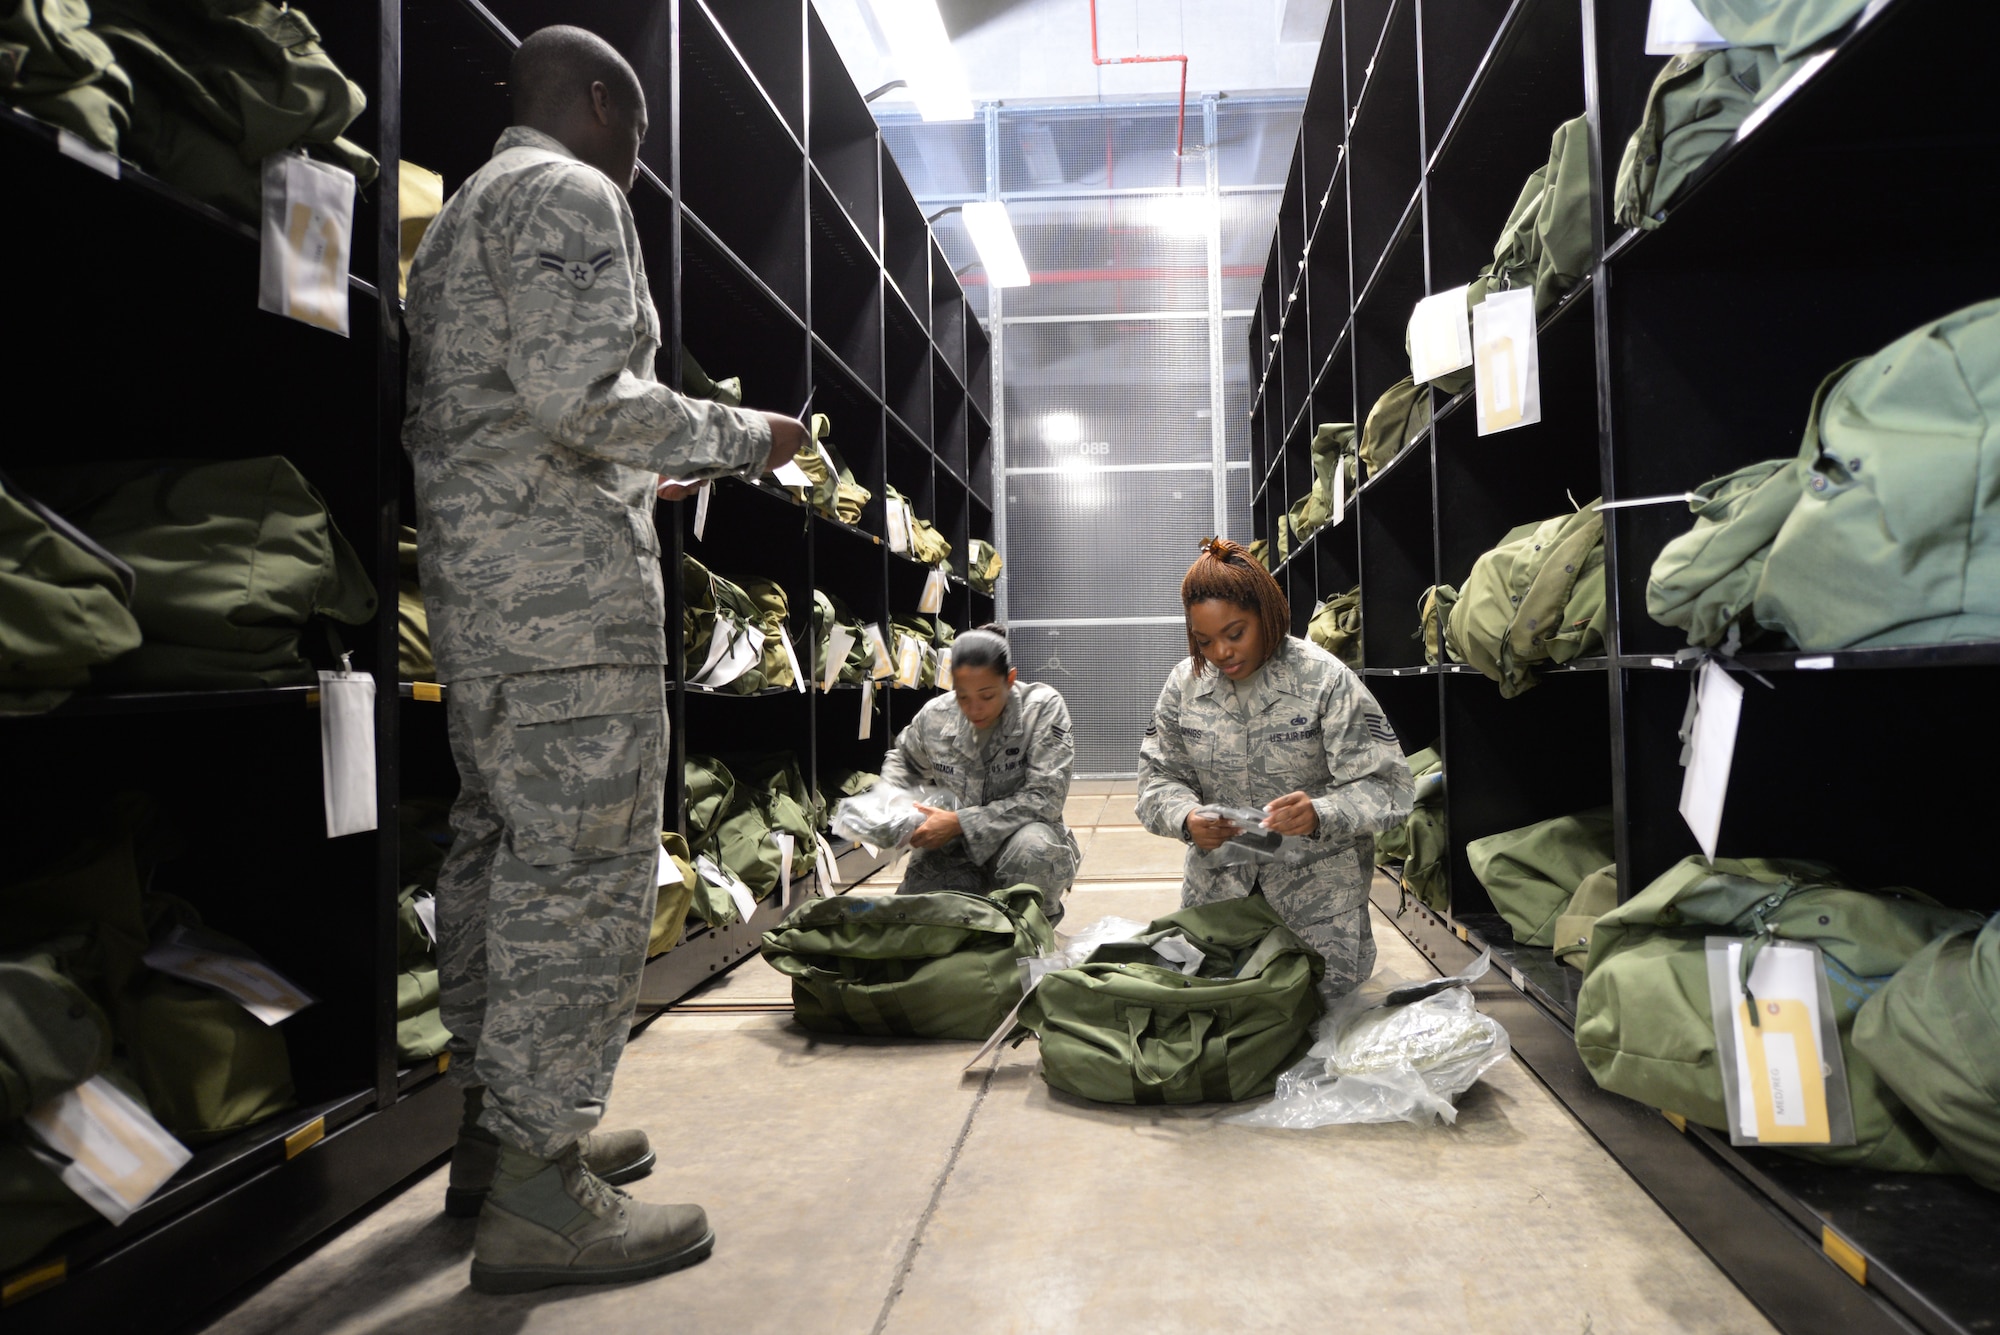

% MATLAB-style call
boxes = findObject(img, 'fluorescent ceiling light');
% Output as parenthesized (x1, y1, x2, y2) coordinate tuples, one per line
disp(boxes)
(961, 200, 1030, 288)
(1042, 411, 1082, 445)
(866, 0, 974, 121)
(1147, 193, 1217, 237)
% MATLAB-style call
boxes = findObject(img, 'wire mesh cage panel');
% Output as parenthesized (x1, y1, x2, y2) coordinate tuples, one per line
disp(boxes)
(1009, 622, 1190, 776)
(1004, 468, 1219, 619)
(1005, 317, 1212, 467)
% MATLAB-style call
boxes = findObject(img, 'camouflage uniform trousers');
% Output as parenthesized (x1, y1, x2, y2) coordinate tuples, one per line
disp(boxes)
(1182, 843, 1379, 1009)
(897, 821, 1080, 925)
(435, 664, 667, 1158)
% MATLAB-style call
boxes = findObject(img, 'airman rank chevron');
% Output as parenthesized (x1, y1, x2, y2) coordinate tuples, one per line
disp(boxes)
(539, 232, 616, 290)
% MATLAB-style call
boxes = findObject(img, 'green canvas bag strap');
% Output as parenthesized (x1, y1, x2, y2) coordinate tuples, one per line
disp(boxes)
(1126, 1005, 1213, 1098)
(1201, 1026, 1234, 1104)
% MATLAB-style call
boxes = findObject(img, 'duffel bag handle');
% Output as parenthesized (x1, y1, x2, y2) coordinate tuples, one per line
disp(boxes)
(1125, 1006, 1213, 1091)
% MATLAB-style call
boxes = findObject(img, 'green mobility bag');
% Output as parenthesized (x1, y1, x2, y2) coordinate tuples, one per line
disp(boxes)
(735, 574, 797, 692)
(1273, 511, 1293, 567)
(1375, 748, 1447, 912)
(787, 414, 840, 513)
(1646, 458, 1801, 650)
(1359, 377, 1432, 479)
(0, 1066, 156, 1273)
(1853, 917, 2000, 1192)
(0, 471, 143, 713)
(680, 347, 742, 406)
(1615, 47, 1779, 231)
(1418, 584, 1460, 665)
(761, 885, 1053, 1040)
(0, 945, 112, 1123)
(821, 766, 880, 802)
(1576, 856, 1980, 1172)
(1019, 896, 1324, 1105)
(1306, 586, 1361, 669)
(1553, 865, 1618, 971)
(395, 883, 449, 1063)
(396, 525, 432, 680)
(1246, 539, 1269, 570)
(1287, 491, 1321, 548)
(1449, 506, 1606, 698)
(812, 589, 871, 686)
(1466, 807, 1616, 948)
(718, 753, 816, 899)
(650, 832, 698, 957)
(968, 538, 1003, 594)
(0, 0, 134, 153)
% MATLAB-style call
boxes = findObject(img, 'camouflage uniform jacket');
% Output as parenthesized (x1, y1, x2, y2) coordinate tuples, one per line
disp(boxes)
(879, 680, 1075, 865)
(1137, 635, 1414, 914)
(403, 127, 771, 682)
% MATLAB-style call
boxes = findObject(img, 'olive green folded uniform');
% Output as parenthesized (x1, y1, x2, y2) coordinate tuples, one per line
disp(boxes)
(1290, 423, 1357, 543)
(1576, 856, 1979, 1172)
(1305, 586, 1361, 669)
(89, 0, 377, 221)
(1853, 918, 2000, 1192)
(1449, 505, 1606, 697)
(1375, 747, 1447, 912)
(1016, 896, 1324, 1105)
(761, 885, 1053, 1040)
(1615, 48, 1778, 231)
(0, 471, 143, 713)
(0, 0, 132, 152)
(650, 832, 698, 957)
(887, 485, 953, 565)
(1465, 808, 1615, 948)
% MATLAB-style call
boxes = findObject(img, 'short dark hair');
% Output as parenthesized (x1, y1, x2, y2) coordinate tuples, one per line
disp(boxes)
(952, 623, 1011, 677)
(511, 26, 643, 123)
(1180, 538, 1290, 674)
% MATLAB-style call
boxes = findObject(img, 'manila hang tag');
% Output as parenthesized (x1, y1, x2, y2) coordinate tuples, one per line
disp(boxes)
(25, 1076, 192, 1225)
(863, 622, 894, 679)
(773, 831, 796, 902)
(1472, 288, 1541, 436)
(813, 831, 841, 895)
(886, 497, 911, 554)
(776, 623, 808, 692)
(696, 855, 756, 923)
(1678, 658, 1744, 859)
(1407, 285, 1473, 385)
(259, 153, 356, 336)
(319, 664, 377, 837)
(934, 645, 953, 688)
(1705, 938, 1855, 1148)
(918, 565, 948, 614)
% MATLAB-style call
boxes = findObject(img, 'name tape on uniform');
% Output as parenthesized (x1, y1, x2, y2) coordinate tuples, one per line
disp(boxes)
(26, 1076, 192, 1226)
(143, 925, 316, 1026)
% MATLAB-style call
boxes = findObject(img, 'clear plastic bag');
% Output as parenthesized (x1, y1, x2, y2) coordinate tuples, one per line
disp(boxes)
(829, 782, 957, 850)
(1225, 950, 1510, 1128)
(1191, 804, 1319, 869)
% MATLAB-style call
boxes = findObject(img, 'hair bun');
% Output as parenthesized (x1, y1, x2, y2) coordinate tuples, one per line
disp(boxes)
(1199, 536, 1250, 564)
(975, 622, 1008, 639)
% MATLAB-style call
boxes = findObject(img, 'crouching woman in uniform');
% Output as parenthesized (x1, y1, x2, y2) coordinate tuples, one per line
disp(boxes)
(1137, 539, 1414, 1003)
(880, 625, 1082, 924)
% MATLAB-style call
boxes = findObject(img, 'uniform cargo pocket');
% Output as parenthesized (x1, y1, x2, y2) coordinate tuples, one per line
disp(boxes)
(498, 669, 666, 866)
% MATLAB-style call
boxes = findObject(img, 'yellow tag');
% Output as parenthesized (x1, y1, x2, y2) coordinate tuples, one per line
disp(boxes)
(284, 200, 348, 333)
(2, 1259, 66, 1306)
(1477, 336, 1522, 431)
(284, 1117, 326, 1159)
(1663, 1110, 1687, 1132)
(437, 1052, 451, 1073)
(413, 681, 443, 702)
(1739, 999, 1831, 1143)
(1822, 1227, 1867, 1286)
(305, 690, 322, 707)
(1454, 923, 1469, 942)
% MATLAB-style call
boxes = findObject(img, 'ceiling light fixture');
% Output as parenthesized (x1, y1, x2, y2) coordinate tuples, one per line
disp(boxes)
(865, 0, 974, 121)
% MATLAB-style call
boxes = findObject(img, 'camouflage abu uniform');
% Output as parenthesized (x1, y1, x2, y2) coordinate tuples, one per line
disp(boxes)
(403, 127, 770, 1157)
(879, 680, 1080, 922)
(1137, 635, 1414, 1003)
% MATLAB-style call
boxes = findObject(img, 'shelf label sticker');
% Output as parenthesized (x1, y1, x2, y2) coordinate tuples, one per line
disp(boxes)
(1408, 285, 1474, 384)
(823, 624, 857, 692)
(863, 623, 894, 680)
(318, 669, 377, 838)
(696, 855, 756, 924)
(691, 616, 764, 689)
(259, 153, 355, 337)
(693, 480, 713, 542)
(56, 129, 120, 179)
(770, 459, 812, 488)
(935, 646, 953, 688)
(777, 624, 807, 693)
(1678, 658, 1743, 860)
(25, 1076, 191, 1226)
(1473, 289, 1541, 436)
(144, 925, 316, 1025)
(412, 894, 438, 946)
(1652, 657, 1677, 669)
(858, 677, 875, 740)
(813, 832, 841, 896)
(1645, 0, 1730, 53)
(1706, 938, 1855, 1148)
(918, 565, 948, 614)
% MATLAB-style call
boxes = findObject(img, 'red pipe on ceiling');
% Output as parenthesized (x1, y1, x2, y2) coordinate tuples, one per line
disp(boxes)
(1087, 0, 1190, 184)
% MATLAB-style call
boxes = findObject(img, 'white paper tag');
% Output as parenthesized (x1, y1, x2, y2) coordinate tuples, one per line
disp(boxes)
(57, 129, 121, 179)
(259, 153, 355, 337)
(143, 925, 316, 1026)
(1736, 49, 1836, 141)
(918, 566, 948, 614)
(318, 670, 377, 838)
(697, 855, 757, 923)
(895, 635, 925, 688)
(813, 831, 841, 895)
(1332, 461, 1347, 524)
(1795, 656, 1835, 670)
(772, 459, 812, 488)
(413, 895, 438, 945)
(1149, 935, 1206, 975)
(1473, 288, 1541, 436)
(26, 1076, 192, 1225)
(935, 645, 954, 687)
(1408, 285, 1474, 384)
(1714, 940, 1838, 1144)
(694, 481, 713, 541)
(692, 618, 764, 689)
(1645, 0, 1730, 53)
(859, 677, 875, 739)
(823, 623, 857, 692)
(863, 623, 894, 680)
(1679, 659, 1745, 859)
(886, 497, 911, 554)
(775, 831, 795, 898)
(777, 624, 808, 693)
(657, 844, 676, 887)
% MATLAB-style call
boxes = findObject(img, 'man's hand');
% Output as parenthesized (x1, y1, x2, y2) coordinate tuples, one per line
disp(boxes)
(657, 478, 702, 501)
(908, 804, 962, 850)
(1262, 792, 1320, 838)
(761, 413, 806, 473)
(1184, 809, 1242, 851)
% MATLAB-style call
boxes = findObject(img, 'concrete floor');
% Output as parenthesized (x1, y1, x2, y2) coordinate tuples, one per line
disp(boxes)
(197, 782, 1774, 1335)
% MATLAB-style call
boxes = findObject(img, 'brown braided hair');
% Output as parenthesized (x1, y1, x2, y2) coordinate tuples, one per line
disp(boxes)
(1180, 537, 1290, 675)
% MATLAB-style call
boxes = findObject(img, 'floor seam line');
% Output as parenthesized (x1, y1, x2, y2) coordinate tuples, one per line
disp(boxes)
(869, 1062, 996, 1335)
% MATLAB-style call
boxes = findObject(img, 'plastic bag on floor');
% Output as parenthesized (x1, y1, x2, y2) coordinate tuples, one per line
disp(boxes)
(1225, 950, 1510, 1128)
(1192, 804, 1319, 869)
(829, 782, 957, 851)
(1018, 916, 1155, 992)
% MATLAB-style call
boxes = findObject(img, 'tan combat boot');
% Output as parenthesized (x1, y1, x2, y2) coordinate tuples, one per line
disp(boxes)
(445, 1087, 656, 1218)
(469, 1144, 713, 1294)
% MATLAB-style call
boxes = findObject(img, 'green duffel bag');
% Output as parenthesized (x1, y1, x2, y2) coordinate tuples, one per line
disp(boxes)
(395, 883, 449, 1064)
(1306, 586, 1361, 669)
(1615, 47, 1780, 231)
(1756, 297, 2000, 651)
(716, 762, 814, 900)
(812, 589, 871, 686)
(1554, 864, 1618, 971)
(0, 944, 112, 1123)
(90, 0, 377, 222)
(826, 441, 871, 527)
(0, 793, 167, 1006)
(1576, 856, 1981, 1172)
(1287, 491, 1322, 547)
(1418, 584, 1460, 665)
(1359, 377, 1432, 479)
(680, 347, 742, 405)
(0, 0, 134, 153)
(1450, 506, 1606, 698)
(396, 525, 433, 681)
(736, 751, 825, 840)
(735, 574, 797, 692)
(761, 885, 1054, 1040)
(1272, 512, 1293, 567)
(968, 538, 1003, 594)
(1309, 422, 1357, 515)
(24, 458, 377, 690)
(1376, 747, 1447, 912)
(681, 558, 768, 693)
(0, 1065, 155, 1273)
(1646, 458, 1801, 650)
(650, 832, 698, 957)
(1466, 808, 1616, 948)
(787, 414, 840, 513)
(1018, 896, 1324, 1105)
(684, 754, 736, 852)
(1853, 917, 2000, 1192)
(821, 766, 880, 804)
(121, 971, 295, 1142)
(0, 470, 143, 714)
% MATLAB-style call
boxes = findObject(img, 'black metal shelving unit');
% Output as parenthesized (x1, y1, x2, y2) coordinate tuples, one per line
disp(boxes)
(1251, 3, 2000, 1334)
(0, 0, 991, 1328)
